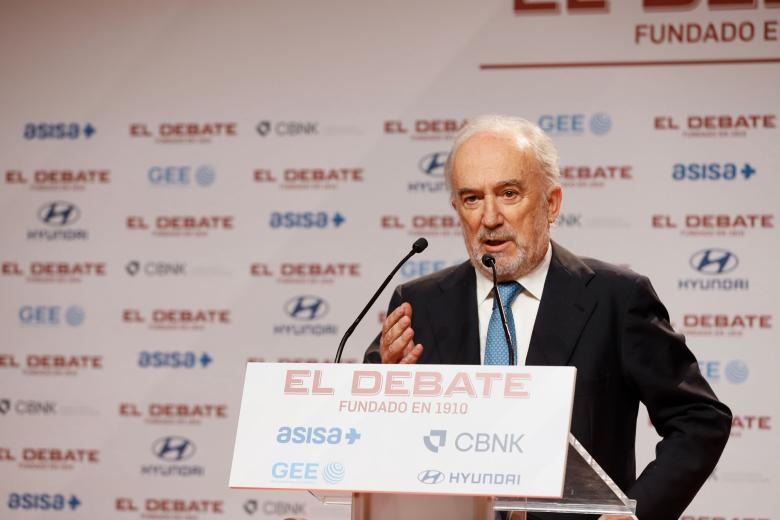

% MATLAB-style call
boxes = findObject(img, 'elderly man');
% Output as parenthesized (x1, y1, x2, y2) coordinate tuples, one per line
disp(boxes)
(365, 115, 731, 520)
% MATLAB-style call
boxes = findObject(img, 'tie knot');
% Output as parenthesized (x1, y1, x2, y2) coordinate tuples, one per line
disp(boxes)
(496, 281, 523, 307)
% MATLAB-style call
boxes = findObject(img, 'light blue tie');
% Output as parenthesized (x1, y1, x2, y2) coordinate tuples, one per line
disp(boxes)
(484, 282, 523, 365)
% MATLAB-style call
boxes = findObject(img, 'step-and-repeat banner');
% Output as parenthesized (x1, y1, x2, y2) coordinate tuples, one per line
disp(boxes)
(1, 1, 778, 519)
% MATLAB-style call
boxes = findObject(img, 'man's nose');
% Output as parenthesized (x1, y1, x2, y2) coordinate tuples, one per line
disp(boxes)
(481, 197, 503, 228)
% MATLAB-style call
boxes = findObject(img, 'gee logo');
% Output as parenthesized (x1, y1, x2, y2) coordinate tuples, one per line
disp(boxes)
(271, 462, 345, 484)
(19, 305, 85, 327)
(538, 113, 611, 136)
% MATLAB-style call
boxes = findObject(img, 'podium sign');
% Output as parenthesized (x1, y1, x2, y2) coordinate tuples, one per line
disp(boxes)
(230, 363, 575, 498)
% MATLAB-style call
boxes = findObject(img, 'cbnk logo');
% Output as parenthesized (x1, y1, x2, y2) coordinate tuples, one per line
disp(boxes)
(148, 165, 216, 187)
(538, 113, 611, 136)
(7, 493, 81, 511)
(269, 211, 346, 228)
(423, 429, 524, 454)
(152, 436, 196, 462)
(19, 305, 85, 326)
(38, 201, 80, 226)
(418, 152, 448, 177)
(690, 249, 739, 275)
(271, 462, 345, 484)
(23, 122, 95, 140)
(284, 296, 329, 321)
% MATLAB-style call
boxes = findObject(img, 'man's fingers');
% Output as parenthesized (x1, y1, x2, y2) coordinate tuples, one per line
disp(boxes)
(400, 344, 423, 364)
(381, 304, 406, 335)
(380, 303, 418, 364)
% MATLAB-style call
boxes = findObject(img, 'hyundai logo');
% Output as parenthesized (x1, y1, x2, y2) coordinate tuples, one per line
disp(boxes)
(690, 248, 739, 275)
(418, 152, 448, 177)
(152, 436, 196, 462)
(38, 201, 80, 226)
(417, 469, 445, 484)
(284, 295, 329, 321)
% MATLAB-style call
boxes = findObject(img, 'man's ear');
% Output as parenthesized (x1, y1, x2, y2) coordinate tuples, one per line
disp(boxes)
(547, 185, 562, 223)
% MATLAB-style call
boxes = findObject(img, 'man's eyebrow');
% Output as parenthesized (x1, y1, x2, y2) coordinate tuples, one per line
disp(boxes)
(456, 179, 525, 197)
(495, 179, 524, 189)
(456, 187, 480, 197)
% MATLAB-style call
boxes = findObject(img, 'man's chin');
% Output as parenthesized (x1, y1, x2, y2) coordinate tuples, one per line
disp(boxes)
(470, 251, 525, 280)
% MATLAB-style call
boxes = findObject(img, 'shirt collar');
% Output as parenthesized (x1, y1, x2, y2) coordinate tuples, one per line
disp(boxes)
(475, 242, 552, 303)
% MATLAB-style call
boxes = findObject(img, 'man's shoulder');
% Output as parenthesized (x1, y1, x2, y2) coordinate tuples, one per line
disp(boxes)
(552, 242, 645, 289)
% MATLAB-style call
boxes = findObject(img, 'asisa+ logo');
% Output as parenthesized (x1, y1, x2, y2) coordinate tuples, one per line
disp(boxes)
(137, 351, 213, 368)
(7, 493, 81, 511)
(23, 123, 95, 140)
(269, 211, 345, 229)
(672, 162, 756, 181)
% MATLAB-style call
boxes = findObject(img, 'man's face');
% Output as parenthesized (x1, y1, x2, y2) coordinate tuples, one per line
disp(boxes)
(450, 132, 562, 281)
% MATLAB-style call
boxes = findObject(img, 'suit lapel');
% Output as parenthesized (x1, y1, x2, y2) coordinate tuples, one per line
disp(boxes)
(426, 262, 480, 365)
(527, 242, 597, 367)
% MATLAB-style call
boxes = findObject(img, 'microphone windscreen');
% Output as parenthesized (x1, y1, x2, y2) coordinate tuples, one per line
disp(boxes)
(481, 254, 495, 268)
(412, 237, 428, 253)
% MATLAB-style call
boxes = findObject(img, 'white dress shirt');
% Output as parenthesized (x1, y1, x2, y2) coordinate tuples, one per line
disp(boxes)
(476, 243, 552, 366)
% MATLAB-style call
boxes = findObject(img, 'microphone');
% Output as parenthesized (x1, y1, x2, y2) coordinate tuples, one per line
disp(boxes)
(481, 254, 515, 366)
(334, 238, 429, 363)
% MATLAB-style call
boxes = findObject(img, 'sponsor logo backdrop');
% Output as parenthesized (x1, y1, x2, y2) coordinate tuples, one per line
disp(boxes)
(0, 1, 777, 518)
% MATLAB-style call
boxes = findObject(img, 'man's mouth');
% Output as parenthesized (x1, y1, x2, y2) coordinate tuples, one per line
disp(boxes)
(483, 239, 511, 252)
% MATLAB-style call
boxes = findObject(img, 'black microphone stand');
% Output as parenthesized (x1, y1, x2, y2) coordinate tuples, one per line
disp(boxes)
(334, 238, 428, 363)
(481, 254, 515, 366)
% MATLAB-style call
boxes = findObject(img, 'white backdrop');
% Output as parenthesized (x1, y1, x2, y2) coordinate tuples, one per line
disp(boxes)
(1, 1, 778, 519)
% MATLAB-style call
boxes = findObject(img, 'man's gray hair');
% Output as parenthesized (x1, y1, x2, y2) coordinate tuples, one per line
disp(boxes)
(444, 115, 560, 195)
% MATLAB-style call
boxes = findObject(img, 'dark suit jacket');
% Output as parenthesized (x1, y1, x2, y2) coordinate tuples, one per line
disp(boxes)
(364, 242, 731, 520)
